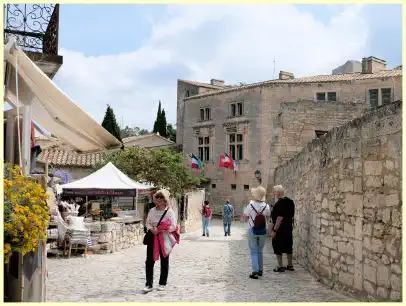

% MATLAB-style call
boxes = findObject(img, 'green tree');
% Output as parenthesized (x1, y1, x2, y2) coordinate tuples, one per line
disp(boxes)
(139, 129, 149, 135)
(152, 101, 162, 134)
(159, 109, 168, 138)
(167, 124, 176, 142)
(102, 105, 122, 142)
(101, 147, 200, 196)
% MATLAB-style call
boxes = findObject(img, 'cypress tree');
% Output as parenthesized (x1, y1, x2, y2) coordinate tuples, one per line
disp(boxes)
(153, 101, 162, 134)
(159, 109, 168, 137)
(101, 104, 122, 142)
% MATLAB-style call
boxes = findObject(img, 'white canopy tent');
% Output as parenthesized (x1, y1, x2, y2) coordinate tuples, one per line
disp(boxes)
(4, 38, 121, 154)
(60, 162, 154, 197)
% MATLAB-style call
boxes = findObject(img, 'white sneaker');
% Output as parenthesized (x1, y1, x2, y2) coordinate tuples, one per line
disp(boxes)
(143, 286, 153, 293)
(156, 285, 166, 291)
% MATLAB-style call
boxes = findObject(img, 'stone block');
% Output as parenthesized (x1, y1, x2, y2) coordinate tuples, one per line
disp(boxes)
(382, 208, 391, 224)
(331, 250, 340, 260)
(364, 237, 384, 253)
(345, 256, 354, 265)
(377, 265, 390, 288)
(338, 271, 353, 287)
(363, 280, 376, 295)
(343, 193, 362, 216)
(392, 209, 401, 227)
(390, 264, 401, 275)
(390, 274, 401, 291)
(363, 263, 377, 284)
(354, 268, 363, 290)
(385, 193, 399, 207)
(373, 223, 385, 238)
(320, 246, 330, 257)
(376, 287, 389, 299)
(322, 198, 328, 209)
(384, 175, 398, 188)
(321, 235, 335, 249)
(321, 218, 329, 226)
(98, 233, 112, 243)
(385, 160, 394, 170)
(354, 241, 362, 261)
(354, 217, 362, 239)
(343, 222, 355, 237)
(315, 193, 322, 202)
(319, 264, 332, 278)
(363, 209, 375, 221)
(389, 290, 401, 301)
(340, 180, 353, 192)
(363, 223, 372, 236)
(365, 176, 382, 188)
(337, 241, 354, 255)
(328, 200, 336, 213)
(364, 161, 382, 175)
(354, 177, 362, 193)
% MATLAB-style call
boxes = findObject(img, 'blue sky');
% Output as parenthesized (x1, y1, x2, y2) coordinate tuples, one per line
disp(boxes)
(54, 4, 402, 130)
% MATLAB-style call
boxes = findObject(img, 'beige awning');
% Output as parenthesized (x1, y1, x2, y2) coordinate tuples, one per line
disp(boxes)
(4, 40, 121, 152)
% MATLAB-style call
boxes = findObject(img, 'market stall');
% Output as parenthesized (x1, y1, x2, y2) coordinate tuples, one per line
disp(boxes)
(59, 162, 154, 218)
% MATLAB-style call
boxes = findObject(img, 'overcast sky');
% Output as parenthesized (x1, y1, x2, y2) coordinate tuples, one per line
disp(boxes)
(53, 4, 402, 131)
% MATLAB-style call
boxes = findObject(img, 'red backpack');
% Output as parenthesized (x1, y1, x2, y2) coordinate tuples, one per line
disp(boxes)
(205, 207, 212, 218)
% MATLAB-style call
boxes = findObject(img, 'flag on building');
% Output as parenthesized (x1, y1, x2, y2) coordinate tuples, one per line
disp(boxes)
(219, 153, 235, 170)
(233, 160, 238, 171)
(191, 154, 202, 170)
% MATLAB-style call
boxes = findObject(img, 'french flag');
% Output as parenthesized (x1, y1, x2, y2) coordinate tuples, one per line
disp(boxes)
(191, 154, 201, 169)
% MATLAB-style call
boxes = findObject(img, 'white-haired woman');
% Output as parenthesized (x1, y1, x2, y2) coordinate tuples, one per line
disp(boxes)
(270, 185, 295, 272)
(143, 189, 180, 293)
(241, 186, 271, 279)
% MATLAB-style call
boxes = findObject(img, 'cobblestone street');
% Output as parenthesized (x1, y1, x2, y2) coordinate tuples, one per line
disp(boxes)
(46, 220, 356, 302)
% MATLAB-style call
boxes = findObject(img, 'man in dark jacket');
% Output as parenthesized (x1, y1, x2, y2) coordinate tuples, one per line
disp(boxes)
(270, 185, 295, 272)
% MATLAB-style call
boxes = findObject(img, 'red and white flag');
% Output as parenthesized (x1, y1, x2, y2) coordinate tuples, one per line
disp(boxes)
(219, 153, 234, 170)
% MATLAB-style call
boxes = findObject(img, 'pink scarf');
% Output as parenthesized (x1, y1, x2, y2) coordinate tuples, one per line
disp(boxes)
(153, 218, 180, 261)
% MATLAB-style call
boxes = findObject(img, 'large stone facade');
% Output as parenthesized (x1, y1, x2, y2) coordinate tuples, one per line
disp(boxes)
(274, 101, 402, 301)
(177, 60, 402, 215)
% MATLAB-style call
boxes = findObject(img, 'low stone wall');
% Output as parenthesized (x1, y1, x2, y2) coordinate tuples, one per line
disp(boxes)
(274, 101, 402, 301)
(86, 221, 144, 254)
(182, 189, 205, 233)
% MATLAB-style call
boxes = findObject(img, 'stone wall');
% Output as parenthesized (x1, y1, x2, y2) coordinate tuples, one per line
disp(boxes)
(273, 101, 402, 301)
(182, 189, 205, 233)
(86, 221, 144, 254)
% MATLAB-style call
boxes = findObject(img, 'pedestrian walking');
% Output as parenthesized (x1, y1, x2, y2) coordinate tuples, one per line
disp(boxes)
(241, 186, 271, 279)
(270, 185, 295, 272)
(200, 200, 212, 237)
(143, 189, 180, 293)
(223, 199, 234, 236)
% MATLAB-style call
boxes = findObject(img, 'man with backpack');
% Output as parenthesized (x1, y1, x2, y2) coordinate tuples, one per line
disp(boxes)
(223, 199, 234, 236)
(241, 186, 271, 279)
(270, 185, 295, 272)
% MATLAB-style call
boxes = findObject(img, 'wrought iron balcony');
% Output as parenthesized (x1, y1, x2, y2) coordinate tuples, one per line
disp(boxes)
(4, 4, 59, 55)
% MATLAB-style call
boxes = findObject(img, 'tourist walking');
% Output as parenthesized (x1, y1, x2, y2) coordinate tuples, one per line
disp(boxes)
(270, 185, 295, 272)
(143, 189, 180, 293)
(241, 186, 271, 279)
(200, 200, 212, 237)
(223, 199, 234, 236)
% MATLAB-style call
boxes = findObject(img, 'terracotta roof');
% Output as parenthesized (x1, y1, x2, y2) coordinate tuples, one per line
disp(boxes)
(122, 133, 175, 145)
(184, 69, 402, 100)
(178, 79, 227, 89)
(37, 149, 105, 168)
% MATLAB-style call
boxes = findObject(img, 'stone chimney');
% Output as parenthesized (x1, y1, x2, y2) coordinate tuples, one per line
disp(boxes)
(362, 56, 386, 74)
(210, 79, 225, 86)
(279, 71, 294, 80)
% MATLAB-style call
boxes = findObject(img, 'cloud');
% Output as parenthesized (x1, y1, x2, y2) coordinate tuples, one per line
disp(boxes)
(54, 4, 370, 131)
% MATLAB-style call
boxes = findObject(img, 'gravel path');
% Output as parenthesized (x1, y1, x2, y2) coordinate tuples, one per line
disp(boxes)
(46, 220, 356, 302)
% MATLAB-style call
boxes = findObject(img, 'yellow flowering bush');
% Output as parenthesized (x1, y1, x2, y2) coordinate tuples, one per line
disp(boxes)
(4, 164, 49, 263)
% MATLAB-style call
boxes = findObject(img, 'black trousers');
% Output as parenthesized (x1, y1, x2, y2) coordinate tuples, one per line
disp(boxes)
(145, 240, 169, 287)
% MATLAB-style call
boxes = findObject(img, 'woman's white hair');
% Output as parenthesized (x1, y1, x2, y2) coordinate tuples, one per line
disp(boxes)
(273, 185, 285, 193)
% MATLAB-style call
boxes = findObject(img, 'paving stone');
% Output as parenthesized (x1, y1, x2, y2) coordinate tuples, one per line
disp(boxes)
(46, 220, 356, 302)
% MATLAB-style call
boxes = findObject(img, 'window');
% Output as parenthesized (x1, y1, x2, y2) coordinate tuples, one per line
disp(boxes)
(244, 185, 249, 190)
(327, 92, 337, 101)
(211, 184, 216, 189)
(186, 90, 190, 97)
(198, 136, 210, 161)
(369, 89, 379, 108)
(200, 107, 211, 121)
(381, 88, 392, 105)
(316, 92, 326, 101)
(316, 92, 337, 102)
(315, 130, 328, 138)
(230, 101, 244, 117)
(229, 133, 244, 160)
(231, 184, 236, 190)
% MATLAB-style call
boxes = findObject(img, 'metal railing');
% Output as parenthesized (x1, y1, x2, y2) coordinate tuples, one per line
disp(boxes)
(4, 4, 59, 55)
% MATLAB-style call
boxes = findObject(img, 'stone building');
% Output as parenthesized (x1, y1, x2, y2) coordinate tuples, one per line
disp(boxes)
(176, 56, 402, 215)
